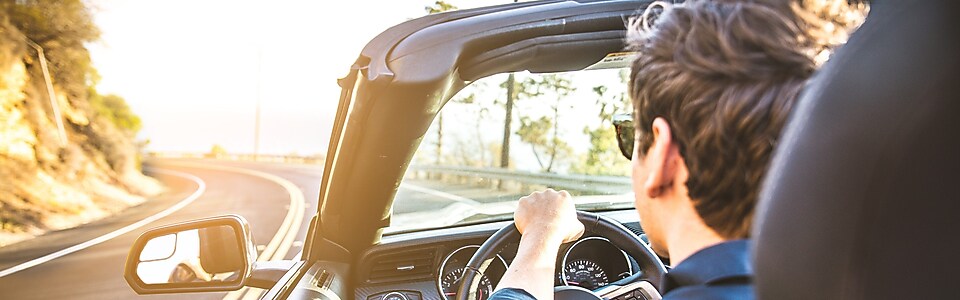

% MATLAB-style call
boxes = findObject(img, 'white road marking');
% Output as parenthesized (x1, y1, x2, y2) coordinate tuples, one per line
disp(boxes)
(399, 183, 482, 206)
(0, 169, 206, 278)
(386, 183, 489, 231)
(157, 162, 308, 300)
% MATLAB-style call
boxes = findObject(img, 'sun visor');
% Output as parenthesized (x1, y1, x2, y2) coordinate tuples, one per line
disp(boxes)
(584, 52, 639, 70)
(458, 30, 627, 81)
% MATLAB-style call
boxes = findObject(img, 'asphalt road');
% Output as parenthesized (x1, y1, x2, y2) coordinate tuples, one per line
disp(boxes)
(0, 158, 500, 299)
(0, 159, 324, 299)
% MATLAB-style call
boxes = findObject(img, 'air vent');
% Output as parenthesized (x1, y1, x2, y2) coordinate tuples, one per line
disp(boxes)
(366, 248, 437, 284)
(623, 222, 644, 236)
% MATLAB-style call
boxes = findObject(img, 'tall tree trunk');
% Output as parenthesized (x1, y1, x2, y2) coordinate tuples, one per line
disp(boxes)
(500, 73, 515, 169)
(498, 74, 516, 190)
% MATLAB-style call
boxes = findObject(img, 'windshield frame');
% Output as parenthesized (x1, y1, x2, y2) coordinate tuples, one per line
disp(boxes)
(312, 0, 651, 256)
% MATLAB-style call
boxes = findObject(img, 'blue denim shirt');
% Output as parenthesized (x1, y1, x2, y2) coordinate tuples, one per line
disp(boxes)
(488, 240, 753, 300)
(487, 288, 537, 300)
(659, 240, 753, 299)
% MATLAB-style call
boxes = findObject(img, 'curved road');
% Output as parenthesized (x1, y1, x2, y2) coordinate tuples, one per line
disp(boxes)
(0, 158, 506, 299)
(0, 158, 322, 299)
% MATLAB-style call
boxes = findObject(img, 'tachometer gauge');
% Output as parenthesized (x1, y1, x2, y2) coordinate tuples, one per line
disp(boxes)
(438, 245, 507, 300)
(563, 259, 609, 290)
(440, 267, 493, 300)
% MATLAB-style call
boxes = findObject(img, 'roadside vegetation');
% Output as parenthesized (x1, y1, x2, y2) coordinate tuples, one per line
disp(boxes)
(412, 0, 867, 178)
(0, 0, 161, 246)
(415, 1, 633, 177)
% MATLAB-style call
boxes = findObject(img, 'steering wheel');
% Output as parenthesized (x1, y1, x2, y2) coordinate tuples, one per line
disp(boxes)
(457, 211, 667, 300)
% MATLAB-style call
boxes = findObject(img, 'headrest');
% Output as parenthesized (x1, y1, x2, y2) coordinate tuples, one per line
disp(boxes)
(752, 1, 960, 299)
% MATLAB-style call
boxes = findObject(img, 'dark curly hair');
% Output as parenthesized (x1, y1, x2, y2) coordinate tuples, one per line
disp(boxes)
(627, 0, 816, 239)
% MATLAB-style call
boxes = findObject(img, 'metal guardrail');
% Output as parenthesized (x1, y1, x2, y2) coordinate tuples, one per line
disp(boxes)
(408, 165, 632, 195)
(147, 152, 325, 165)
(147, 152, 630, 194)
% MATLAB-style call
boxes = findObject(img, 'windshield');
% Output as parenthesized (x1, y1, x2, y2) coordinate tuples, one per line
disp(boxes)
(388, 68, 635, 233)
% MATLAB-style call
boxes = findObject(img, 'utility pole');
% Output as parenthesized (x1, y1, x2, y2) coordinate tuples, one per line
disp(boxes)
(254, 50, 262, 160)
(25, 38, 67, 147)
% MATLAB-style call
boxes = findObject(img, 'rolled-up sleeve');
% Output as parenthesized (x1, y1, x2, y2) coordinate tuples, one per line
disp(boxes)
(488, 288, 537, 300)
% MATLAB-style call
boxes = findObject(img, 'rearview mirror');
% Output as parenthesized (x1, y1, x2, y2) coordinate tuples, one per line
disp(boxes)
(124, 215, 256, 294)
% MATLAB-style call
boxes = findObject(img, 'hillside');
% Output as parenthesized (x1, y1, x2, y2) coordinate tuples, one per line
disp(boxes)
(0, 1, 162, 246)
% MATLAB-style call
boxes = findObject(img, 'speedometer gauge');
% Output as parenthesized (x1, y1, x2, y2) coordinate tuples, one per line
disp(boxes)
(560, 237, 632, 290)
(563, 259, 609, 290)
(440, 267, 493, 300)
(437, 245, 507, 300)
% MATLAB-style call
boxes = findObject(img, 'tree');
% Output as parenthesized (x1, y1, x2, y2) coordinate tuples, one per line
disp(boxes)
(89, 91, 141, 137)
(499, 73, 516, 170)
(3, 0, 100, 99)
(441, 90, 494, 167)
(514, 74, 575, 173)
(571, 70, 632, 175)
(453, 92, 494, 167)
(207, 144, 228, 158)
(498, 73, 546, 169)
(516, 116, 547, 169)
(571, 123, 628, 176)
(425, 1, 458, 14)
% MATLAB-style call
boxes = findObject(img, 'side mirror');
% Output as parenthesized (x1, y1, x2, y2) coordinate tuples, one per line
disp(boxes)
(123, 215, 257, 294)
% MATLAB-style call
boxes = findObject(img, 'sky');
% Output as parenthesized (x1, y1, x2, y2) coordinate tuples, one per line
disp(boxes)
(87, 0, 505, 156)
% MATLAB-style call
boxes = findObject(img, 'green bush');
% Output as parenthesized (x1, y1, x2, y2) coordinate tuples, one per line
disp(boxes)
(89, 91, 141, 135)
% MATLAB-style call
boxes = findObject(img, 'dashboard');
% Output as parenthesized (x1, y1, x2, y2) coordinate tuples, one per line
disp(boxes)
(354, 210, 647, 300)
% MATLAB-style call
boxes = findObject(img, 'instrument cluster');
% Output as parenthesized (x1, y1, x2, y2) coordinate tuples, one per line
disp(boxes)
(558, 237, 634, 290)
(435, 237, 633, 300)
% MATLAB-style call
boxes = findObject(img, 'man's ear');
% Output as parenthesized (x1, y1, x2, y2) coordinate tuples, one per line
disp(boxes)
(644, 117, 680, 198)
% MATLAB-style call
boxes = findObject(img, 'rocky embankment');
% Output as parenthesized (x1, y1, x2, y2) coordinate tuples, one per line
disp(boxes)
(0, 7, 162, 246)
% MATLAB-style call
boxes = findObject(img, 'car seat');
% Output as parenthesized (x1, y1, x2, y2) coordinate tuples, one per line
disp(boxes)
(752, 0, 960, 299)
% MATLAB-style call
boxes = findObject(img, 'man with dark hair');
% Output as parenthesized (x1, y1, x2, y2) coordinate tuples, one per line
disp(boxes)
(489, 1, 824, 299)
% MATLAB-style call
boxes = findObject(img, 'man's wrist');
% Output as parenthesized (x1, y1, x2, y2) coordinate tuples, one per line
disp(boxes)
(522, 225, 567, 246)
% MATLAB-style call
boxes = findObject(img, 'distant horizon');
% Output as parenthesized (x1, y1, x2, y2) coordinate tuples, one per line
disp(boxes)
(88, 0, 502, 155)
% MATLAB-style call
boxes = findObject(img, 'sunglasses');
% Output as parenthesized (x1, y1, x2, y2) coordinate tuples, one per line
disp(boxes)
(612, 113, 635, 160)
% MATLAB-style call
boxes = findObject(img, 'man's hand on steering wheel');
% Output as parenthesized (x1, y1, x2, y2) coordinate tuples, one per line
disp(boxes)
(459, 189, 667, 300)
(489, 189, 586, 300)
(514, 189, 585, 244)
